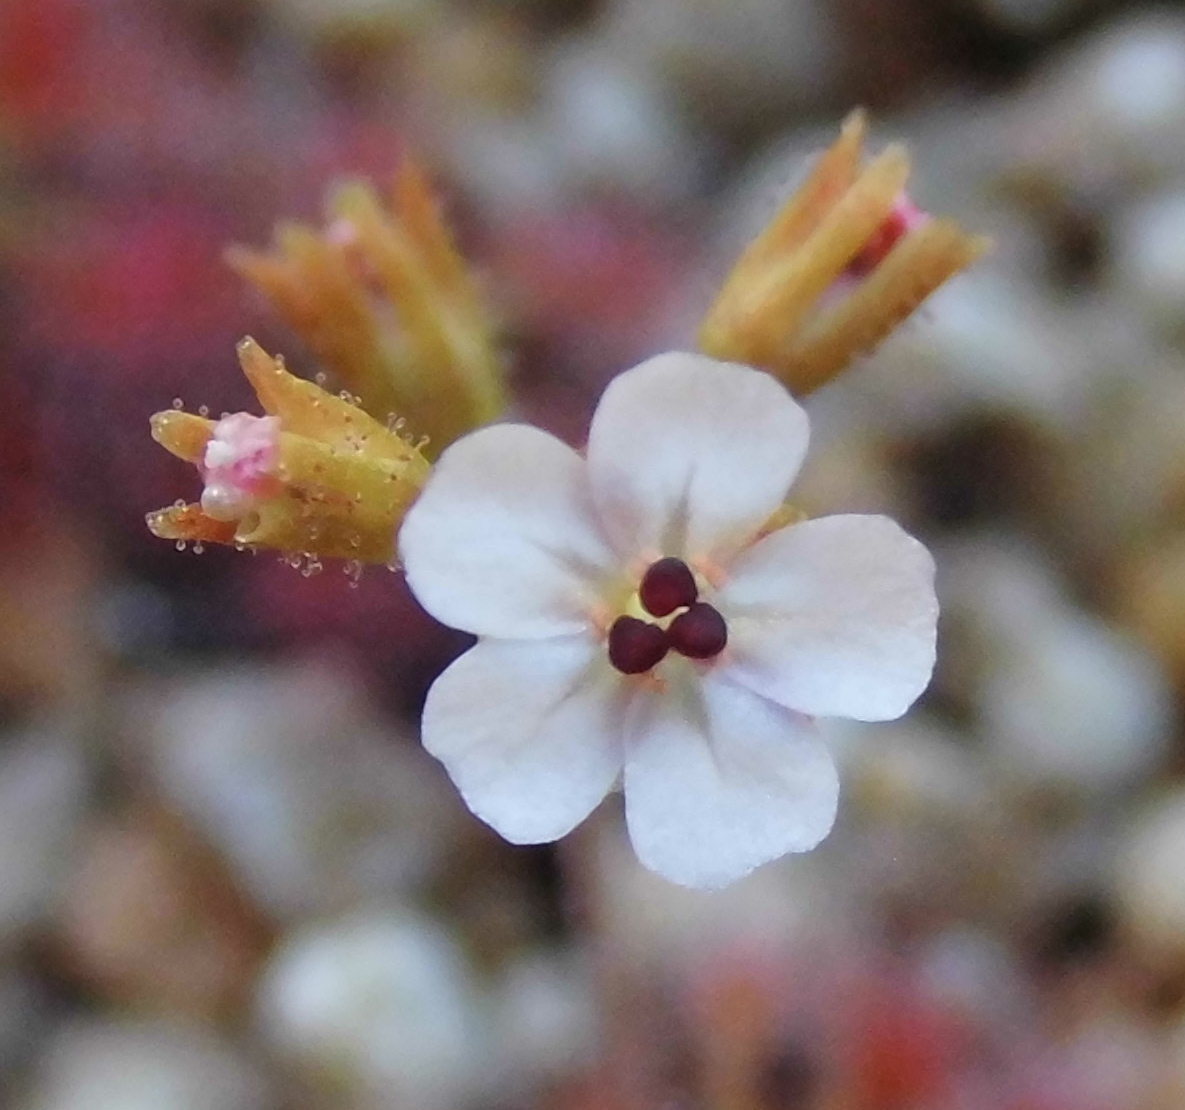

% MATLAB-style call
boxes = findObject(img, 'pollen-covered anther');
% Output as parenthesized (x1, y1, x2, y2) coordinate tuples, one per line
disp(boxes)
(638, 556, 699, 617)
(607, 616, 669, 675)
(668, 602, 728, 660)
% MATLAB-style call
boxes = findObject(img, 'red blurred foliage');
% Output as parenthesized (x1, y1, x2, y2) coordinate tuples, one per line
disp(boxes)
(0, 0, 90, 148)
(23, 200, 241, 370)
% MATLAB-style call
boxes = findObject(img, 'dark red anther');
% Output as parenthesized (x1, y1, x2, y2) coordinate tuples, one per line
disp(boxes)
(638, 557, 698, 617)
(668, 602, 728, 660)
(608, 616, 669, 675)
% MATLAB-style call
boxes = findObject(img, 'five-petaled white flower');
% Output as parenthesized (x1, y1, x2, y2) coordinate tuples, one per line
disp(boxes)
(400, 353, 938, 889)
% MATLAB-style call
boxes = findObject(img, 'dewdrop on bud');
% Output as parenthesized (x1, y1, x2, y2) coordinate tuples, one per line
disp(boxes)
(200, 483, 255, 523)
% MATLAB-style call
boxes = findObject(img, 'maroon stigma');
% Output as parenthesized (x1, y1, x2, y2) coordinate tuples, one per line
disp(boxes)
(607, 616, 669, 675)
(668, 602, 728, 660)
(638, 557, 698, 617)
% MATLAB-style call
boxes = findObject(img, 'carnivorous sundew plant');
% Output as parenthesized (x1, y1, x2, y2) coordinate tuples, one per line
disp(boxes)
(148, 112, 986, 888)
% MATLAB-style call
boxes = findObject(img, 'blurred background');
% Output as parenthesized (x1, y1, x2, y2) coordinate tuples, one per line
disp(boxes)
(6, 0, 1185, 1106)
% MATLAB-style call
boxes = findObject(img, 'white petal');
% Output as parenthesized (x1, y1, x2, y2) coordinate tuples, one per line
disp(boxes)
(422, 637, 625, 844)
(623, 671, 838, 889)
(401, 424, 618, 638)
(586, 352, 809, 564)
(719, 515, 938, 722)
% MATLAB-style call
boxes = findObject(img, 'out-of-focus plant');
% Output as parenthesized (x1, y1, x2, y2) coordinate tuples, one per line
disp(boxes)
(227, 162, 506, 458)
(699, 111, 988, 395)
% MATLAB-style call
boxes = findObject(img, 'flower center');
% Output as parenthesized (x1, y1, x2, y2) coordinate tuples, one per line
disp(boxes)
(606, 557, 728, 675)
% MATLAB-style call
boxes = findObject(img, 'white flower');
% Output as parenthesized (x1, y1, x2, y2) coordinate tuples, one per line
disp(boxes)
(400, 352, 938, 889)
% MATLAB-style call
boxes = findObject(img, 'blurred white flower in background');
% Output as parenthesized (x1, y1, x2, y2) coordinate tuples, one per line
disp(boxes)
(1115, 791, 1185, 959)
(844, 714, 988, 821)
(941, 536, 1172, 796)
(981, 607, 1171, 795)
(0, 727, 88, 948)
(257, 910, 485, 1110)
(595, 819, 837, 967)
(0, 968, 51, 1080)
(401, 352, 939, 889)
(1112, 190, 1185, 335)
(129, 660, 462, 919)
(1010, 11, 1185, 189)
(543, 38, 700, 204)
(601, 0, 839, 124)
(21, 1020, 269, 1110)
(489, 951, 598, 1091)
